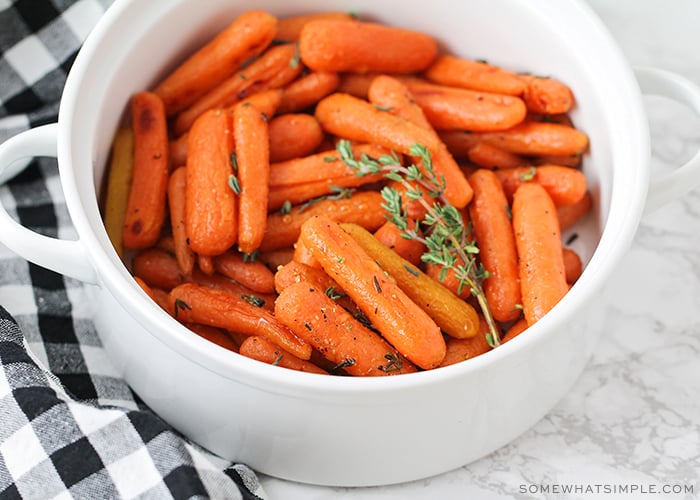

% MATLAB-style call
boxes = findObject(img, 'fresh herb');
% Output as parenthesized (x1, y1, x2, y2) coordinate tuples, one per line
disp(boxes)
(332, 357, 356, 371)
(297, 185, 355, 213)
(230, 152, 238, 172)
(228, 174, 242, 194)
(173, 298, 191, 318)
(289, 43, 301, 69)
(378, 351, 403, 373)
(520, 166, 537, 181)
(241, 294, 265, 308)
(279, 200, 292, 215)
(242, 250, 258, 263)
(337, 139, 502, 347)
(323, 156, 339, 162)
(272, 354, 283, 366)
(403, 264, 420, 277)
(566, 233, 579, 246)
(338, 257, 345, 264)
(372, 275, 382, 293)
(373, 104, 393, 112)
(325, 286, 345, 301)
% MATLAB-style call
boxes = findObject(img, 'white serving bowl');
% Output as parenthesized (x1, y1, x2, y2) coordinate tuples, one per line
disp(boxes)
(1, 0, 700, 487)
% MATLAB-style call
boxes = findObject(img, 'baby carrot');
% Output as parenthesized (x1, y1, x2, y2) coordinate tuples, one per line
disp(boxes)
(212, 250, 275, 294)
(466, 142, 527, 170)
(502, 317, 528, 343)
(259, 191, 386, 252)
(373, 219, 426, 267)
(336, 72, 378, 99)
(341, 222, 480, 339)
(185, 109, 237, 256)
(300, 216, 446, 369)
(168, 167, 196, 276)
(438, 318, 492, 367)
(562, 247, 583, 285)
(299, 19, 437, 74)
(424, 55, 526, 96)
(470, 120, 589, 156)
(468, 169, 522, 323)
(168, 282, 312, 360)
(239, 335, 328, 374)
(275, 281, 418, 376)
(512, 183, 568, 326)
(187, 268, 276, 312)
(234, 102, 270, 254)
(258, 248, 294, 270)
(132, 247, 185, 291)
(103, 127, 134, 258)
(169, 132, 188, 169)
(154, 10, 277, 115)
(231, 88, 283, 119)
(198, 254, 215, 275)
(494, 165, 588, 206)
(437, 130, 484, 159)
(186, 323, 240, 353)
(275, 11, 354, 42)
(268, 114, 325, 163)
(122, 91, 169, 250)
(277, 71, 340, 114)
(557, 190, 592, 231)
(518, 74, 574, 115)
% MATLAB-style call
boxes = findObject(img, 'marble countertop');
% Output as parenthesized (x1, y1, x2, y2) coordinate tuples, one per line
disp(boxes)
(261, 1, 700, 498)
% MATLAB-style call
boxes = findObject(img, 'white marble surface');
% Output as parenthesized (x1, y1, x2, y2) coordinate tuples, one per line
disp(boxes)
(260, 1, 700, 498)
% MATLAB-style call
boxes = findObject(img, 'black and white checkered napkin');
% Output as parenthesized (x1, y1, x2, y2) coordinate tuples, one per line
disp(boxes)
(0, 1, 267, 498)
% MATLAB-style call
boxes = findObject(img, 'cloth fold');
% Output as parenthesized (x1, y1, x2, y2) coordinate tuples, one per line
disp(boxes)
(0, 0, 267, 498)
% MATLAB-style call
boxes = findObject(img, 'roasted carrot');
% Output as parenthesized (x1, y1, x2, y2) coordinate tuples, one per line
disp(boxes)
(212, 250, 275, 294)
(466, 142, 527, 169)
(558, 190, 592, 231)
(373, 220, 425, 267)
(299, 19, 437, 74)
(268, 114, 325, 163)
(169, 132, 188, 169)
(239, 335, 328, 374)
(259, 247, 295, 270)
(103, 127, 134, 258)
(187, 268, 276, 312)
(494, 165, 587, 206)
(300, 216, 446, 369)
(275, 11, 354, 42)
(424, 55, 526, 96)
(260, 191, 386, 252)
(234, 102, 271, 254)
(385, 179, 430, 221)
(122, 91, 169, 250)
(438, 130, 484, 159)
(512, 183, 568, 325)
(425, 263, 471, 300)
(518, 74, 574, 115)
(468, 169, 522, 323)
(186, 323, 240, 352)
(532, 153, 583, 168)
(341, 222, 480, 339)
(231, 88, 283, 119)
(562, 247, 583, 285)
(168, 167, 196, 276)
(150, 286, 172, 312)
(154, 10, 277, 115)
(174, 43, 302, 135)
(336, 72, 378, 99)
(132, 247, 185, 291)
(502, 317, 528, 343)
(267, 174, 385, 211)
(275, 281, 418, 376)
(468, 120, 589, 156)
(134, 276, 156, 301)
(292, 234, 321, 268)
(168, 282, 312, 360)
(198, 254, 215, 275)
(438, 318, 492, 367)
(185, 109, 237, 256)
(278, 71, 340, 114)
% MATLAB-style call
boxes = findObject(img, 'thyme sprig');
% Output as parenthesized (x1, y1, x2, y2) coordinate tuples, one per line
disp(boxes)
(337, 139, 501, 347)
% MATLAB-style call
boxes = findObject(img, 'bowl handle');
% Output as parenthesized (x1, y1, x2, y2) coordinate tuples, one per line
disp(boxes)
(636, 66, 700, 214)
(0, 124, 97, 284)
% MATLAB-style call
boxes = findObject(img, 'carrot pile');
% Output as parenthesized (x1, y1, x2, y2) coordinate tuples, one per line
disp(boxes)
(102, 9, 592, 376)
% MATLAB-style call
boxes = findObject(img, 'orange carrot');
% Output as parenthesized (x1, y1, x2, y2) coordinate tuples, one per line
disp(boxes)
(168, 282, 312, 360)
(268, 114, 325, 162)
(424, 55, 526, 96)
(212, 250, 275, 294)
(187, 268, 276, 312)
(400, 79, 527, 132)
(512, 183, 568, 325)
(562, 247, 583, 285)
(532, 153, 583, 168)
(275, 281, 418, 375)
(134, 276, 156, 301)
(233, 102, 270, 254)
(292, 234, 321, 268)
(258, 247, 295, 270)
(494, 165, 587, 206)
(558, 190, 592, 231)
(468, 169, 522, 323)
(373, 220, 425, 267)
(260, 191, 386, 252)
(231, 88, 283, 119)
(385, 179, 430, 221)
(277, 71, 340, 114)
(299, 19, 437, 74)
(518, 74, 574, 115)
(154, 10, 277, 115)
(502, 317, 528, 343)
(239, 335, 328, 374)
(439, 318, 492, 367)
(123, 91, 169, 249)
(186, 323, 240, 352)
(336, 72, 379, 98)
(468, 120, 589, 156)
(150, 286, 171, 312)
(275, 12, 354, 42)
(267, 174, 385, 212)
(174, 43, 302, 135)
(132, 248, 185, 291)
(299, 216, 446, 369)
(198, 254, 215, 275)
(168, 167, 196, 276)
(425, 263, 471, 300)
(185, 109, 237, 256)
(169, 132, 188, 169)
(438, 130, 484, 159)
(466, 142, 527, 169)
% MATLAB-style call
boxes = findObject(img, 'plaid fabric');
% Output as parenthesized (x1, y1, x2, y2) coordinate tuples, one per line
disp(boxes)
(0, 1, 267, 498)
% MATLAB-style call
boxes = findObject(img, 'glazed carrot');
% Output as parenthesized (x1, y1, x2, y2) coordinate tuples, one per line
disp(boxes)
(267, 174, 385, 211)
(168, 167, 196, 276)
(275, 281, 418, 376)
(512, 183, 568, 326)
(300, 216, 446, 369)
(154, 10, 277, 115)
(174, 43, 302, 135)
(239, 335, 329, 374)
(424, 55, 526, 96)
(341, 222, 480, 339)
(299, 19, 437, 74)
(123, 91, 169, 250)
(198, 254, 215, 275)
(132, 248, 184, 291)
(187, 268, 276, 311)
(277, 71, 340, 114)
(557, 190, 592, 231)
(234, 102, 270, 254)
(367, 75, 473, 207)
(400, 79, 527, 132)
(373, 220, 425, 267)
(231, 88, 283, 119)
(562, 247, 583, 285)
(212, 250, 275, 294)
(469, 120, 589, 156)
(468, 169, 522, 323)
(169, 133, 188, 169)
(502, 317, 528, 343)
(518, 74, 574, 115)
(150, 287, 171, 313)
(494, 165, 587, 206)
(532, 153, 583, 168)
(438, 318, 492, 367)
(168, 282, 312, 360)
(425, 263, 471, 300)
(258, 247, 294, 270)
(260, 191, 386, 252)
(336, 72, 378, 98)
(438, 130, 484, 159)
(103, 127, 134, 258)
(268, 114, 325, 163)
(134, 276, 156, 301)
(185, 109, 237, 256)
(292, 234, 320, 268)
(187, 323, 240, 352)
(385, 179, 430, 221)
(275, 11, 354, 42)
(466, 142, 527, 170)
